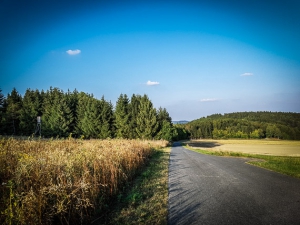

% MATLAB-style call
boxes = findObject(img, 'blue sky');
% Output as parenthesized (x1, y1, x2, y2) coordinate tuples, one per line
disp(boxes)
(1, 0, 300, 121)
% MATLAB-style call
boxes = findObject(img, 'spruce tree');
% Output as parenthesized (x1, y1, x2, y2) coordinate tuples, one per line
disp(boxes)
(65, 89, 79, 136)
(19, 89, 42, 135)
(6, 88, 22, 135)
(0, 88, 5, 134)
(136, 95, 158, 139)
(156, 107, 175, 141)
(128, 94, 141, 139)
(0, 88, 4, 108)
(115, 94, 131, 138)
(99, 96, 115, 139)
(42, 87, 73, 137)
(76, 93, 102, 138)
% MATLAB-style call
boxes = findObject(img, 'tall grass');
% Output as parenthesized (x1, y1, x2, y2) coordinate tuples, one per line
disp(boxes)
(106, 147, 170, 225)
(0, 137, 168, 225)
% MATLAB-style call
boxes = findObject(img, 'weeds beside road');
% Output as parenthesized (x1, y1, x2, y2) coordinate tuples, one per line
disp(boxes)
(0, 137, 168, 225)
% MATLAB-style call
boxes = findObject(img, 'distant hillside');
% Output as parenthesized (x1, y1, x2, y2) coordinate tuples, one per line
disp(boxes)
(185, 111, 300, 140)
(173, 120, 189, 124)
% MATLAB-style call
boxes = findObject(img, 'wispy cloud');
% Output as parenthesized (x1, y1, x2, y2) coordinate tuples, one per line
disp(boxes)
(146, 80, 160, 86)
(66, 49, 81, 55)
(200, 98, 219, 102)
(240, 72, 253, 76)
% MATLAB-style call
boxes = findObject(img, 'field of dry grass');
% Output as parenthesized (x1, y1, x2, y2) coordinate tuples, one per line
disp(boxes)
(184, 139, 300, 178)
(0, 137, 168, 225)
(105, 147, 170, 225)
(186, 139, 300, 156)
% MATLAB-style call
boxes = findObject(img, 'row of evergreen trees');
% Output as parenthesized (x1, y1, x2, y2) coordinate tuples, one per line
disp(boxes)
(0, 87, 189, 141)
(185, 112, 300, 140)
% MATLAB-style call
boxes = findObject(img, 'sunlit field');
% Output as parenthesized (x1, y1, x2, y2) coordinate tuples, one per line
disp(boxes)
(0, 138, 168, 225)
(184, 139, 300, 178)
(187, 139, 300, 156)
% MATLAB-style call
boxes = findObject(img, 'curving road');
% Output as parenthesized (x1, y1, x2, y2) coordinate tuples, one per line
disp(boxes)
(168, 143, 300, 225)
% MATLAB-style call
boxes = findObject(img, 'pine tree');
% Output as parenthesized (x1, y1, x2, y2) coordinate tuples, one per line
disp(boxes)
(0, 88, 4, 108)
(6, 88, 22, 134)
(156, 107, 175, 141)
(128, 94, 142, 139)
(19, 89, 42, 135)
(0, 88, 6, 134)
(136, 95, 158, 139)
(76, 93, 102, 138)
(42, 87, 73, 137)
(65, 89, 79, 136)
(99, 96, 115, 139)
(115, 94, 131, 138)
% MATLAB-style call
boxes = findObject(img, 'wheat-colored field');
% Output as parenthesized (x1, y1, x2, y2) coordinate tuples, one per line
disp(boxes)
(187, 139, 300, 156)
(0, 138, 168, 225)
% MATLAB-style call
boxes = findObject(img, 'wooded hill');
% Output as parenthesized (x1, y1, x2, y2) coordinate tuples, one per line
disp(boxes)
(0, 87, 188, 141)
(185, 112, 300, 140)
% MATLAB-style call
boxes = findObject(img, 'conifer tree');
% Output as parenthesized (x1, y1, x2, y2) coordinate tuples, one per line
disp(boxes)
(136, 95, 158, 139)
(19, 89, 42, 135)
(0, 88, 6, 134)
(0, 88, 4, 108)
(76, 93, 102, 138)
(76, 93, 92, 138)
(115, 94, 131, 138)
(6, 88, 22, 134)
(156, 107, 175, 141)
(65, 89, 79, 135)
(42, 87, 73, 137)
(156, 107, 172, 131)
(99, 96, 115, 139)
(128, 94, 141, 139)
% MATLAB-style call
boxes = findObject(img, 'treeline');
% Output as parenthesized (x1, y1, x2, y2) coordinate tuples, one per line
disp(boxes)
(185, 112, 300, 140)
(0, 87, 189, 141)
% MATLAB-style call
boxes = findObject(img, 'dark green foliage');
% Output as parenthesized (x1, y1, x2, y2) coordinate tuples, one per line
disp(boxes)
(186, 112, 300, 140)
(156, 107, 175, 141)
(128, 94, 142, 139)
(5, 88, 22, 135)
(65, 89, 79, 135)
(0, 87, 184, 141)
(136, 95, 158, 139)
(19, 89, 42, 135)
(76, 92, 102, 138)
(42, 87, 73, 137)
(174, 126, 190, 141)
(0, 88, 4, 108)
(0, 88, 5, 133)
(115, 94, 131, 138)
(98, 97, 115, 139)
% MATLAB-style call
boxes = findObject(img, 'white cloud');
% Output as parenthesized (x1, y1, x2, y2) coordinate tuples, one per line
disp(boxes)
(66, 49, 81, 55)
(146, 80, 160, 86)
(200, 98, 219, 102)
(240, 72, 253, 76)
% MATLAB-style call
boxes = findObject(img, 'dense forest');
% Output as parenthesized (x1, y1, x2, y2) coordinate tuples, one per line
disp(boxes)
(185, 112, 300, 140)
(0, 87, 189, 141)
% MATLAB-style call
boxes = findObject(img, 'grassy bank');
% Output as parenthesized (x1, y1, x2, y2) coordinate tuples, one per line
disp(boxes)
(101, 147, 170, 225)
(0, 138, 168, 225)
(183, 142, 300, 179)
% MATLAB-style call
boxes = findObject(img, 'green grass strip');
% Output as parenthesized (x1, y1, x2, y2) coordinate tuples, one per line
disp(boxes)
(96, 147, 170, 225)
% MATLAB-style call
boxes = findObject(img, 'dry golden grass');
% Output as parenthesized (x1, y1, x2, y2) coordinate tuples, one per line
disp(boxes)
(0, 137, 168, 225)
(105, 147, 170, 225)
(211, 139, 300, 146)
(186, 139, 300, 156)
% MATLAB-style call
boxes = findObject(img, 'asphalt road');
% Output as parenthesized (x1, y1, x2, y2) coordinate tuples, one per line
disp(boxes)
(168, 143, 300, 225)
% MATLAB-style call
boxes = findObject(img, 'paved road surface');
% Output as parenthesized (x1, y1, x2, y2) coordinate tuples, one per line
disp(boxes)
(168, 143, 300, 225)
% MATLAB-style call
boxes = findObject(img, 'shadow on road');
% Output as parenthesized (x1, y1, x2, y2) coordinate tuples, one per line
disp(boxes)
(187, 141, 222, 148)
(168, 145, 204, 224)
